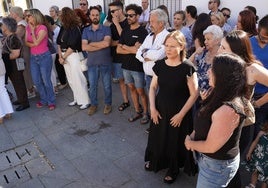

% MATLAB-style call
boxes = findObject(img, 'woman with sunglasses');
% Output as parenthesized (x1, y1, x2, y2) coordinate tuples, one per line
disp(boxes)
(25, 9, 56, 110)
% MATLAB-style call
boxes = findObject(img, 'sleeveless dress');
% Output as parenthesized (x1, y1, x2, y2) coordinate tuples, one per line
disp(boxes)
(144, 59, 196, 175)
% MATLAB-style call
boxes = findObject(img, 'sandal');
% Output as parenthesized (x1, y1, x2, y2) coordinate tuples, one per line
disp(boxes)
(128, 112, 143, 122)
(163, 169, 178, 184)
(144, 162, 152, 171)
(118, 101, 130, 111)
(140, 113, 150, 124)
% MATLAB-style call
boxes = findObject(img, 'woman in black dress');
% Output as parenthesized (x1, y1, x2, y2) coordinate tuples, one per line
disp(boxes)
(144, 31, 199, 184)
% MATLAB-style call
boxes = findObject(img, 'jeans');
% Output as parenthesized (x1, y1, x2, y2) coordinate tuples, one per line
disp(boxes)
(196, 153, 239, 188)
(87, 64, 112, 106)
(30, 51, 55, 105)
(123, 69, 145, 89)
(145, 75, 152, 93)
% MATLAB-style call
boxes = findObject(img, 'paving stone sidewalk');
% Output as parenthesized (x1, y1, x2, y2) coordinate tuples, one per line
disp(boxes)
(1, 82, 251, 188)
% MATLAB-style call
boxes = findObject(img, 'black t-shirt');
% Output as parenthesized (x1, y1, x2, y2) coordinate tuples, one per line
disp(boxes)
(118, 26, 148, 72)
(110, 19, 129, 62)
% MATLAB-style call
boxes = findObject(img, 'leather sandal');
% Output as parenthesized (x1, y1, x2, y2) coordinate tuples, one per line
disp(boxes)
(128, 112, 142, 122)
(163, 169, 178, 184)
(118, 101, 130, 111)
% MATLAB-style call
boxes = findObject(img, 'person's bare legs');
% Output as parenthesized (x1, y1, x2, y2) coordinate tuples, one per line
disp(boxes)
(119, 78, 129, 103)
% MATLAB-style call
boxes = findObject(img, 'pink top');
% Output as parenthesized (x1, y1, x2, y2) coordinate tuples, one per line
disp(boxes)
(26, 24, 49, 55)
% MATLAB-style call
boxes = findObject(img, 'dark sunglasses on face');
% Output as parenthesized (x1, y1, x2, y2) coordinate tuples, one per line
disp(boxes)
(80, 3, 87, 6)
(125, 13, 136, 18)
(223, 13, 230, 18)
(110, 9, 119, 14)
(26, 14, 32, 18)
(208, 1, 214, 4)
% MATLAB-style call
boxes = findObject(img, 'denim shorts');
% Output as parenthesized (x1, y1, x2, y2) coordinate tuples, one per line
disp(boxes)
(196, 153, 240, 188)
(112, 63, 123, 79)
(123, 69, 145, 88)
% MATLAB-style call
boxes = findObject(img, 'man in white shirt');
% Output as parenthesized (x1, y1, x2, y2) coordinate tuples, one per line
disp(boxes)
(139, 0, 150, 27)
(136, 8, 170, 91)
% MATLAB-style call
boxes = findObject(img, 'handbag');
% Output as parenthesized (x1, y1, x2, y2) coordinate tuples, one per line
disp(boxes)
(15, 57, 25, 71)
(79, 52, 88, 72)
(242, 97, 255, 126)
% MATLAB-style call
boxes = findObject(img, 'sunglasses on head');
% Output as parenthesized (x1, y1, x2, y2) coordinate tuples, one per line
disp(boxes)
(125, 13, 136, 18)
(110, 9, 119, 14)
(80, 3, 87, 6)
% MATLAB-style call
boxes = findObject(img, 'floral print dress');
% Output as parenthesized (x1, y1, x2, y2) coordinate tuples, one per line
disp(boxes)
(244, 133, 268, 182)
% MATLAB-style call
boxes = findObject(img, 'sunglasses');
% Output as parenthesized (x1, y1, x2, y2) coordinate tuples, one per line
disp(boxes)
(80, 3, 87, 6)
(125, 13, 136, 18)
(259, 33, 268, 44)
(26, 14, 32, 18)
(223, 13, 230, 18)
(110, 9, 119, 14)
(208, 1, 214, 4)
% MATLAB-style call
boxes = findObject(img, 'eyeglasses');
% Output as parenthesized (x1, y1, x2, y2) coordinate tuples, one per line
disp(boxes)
(110, 9, 119, 14)
(125, 14, 136, 18)
(79, 3, 87, 6)
(208, 1, 214, 4)
(223, 13, 230, 18)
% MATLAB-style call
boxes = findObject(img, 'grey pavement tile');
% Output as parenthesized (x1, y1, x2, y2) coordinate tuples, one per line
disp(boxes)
(0, 126, 15, 151)
(46, 131, 94, 160)
(46, 159, 83, 181)
(85, 131, 135, 161)
(3, 112, 35, 132)
(8, 126, 40, 146)
(71, 150, 131, 187)
(38, 175, 75, 188)
(13, 178, 45, 188)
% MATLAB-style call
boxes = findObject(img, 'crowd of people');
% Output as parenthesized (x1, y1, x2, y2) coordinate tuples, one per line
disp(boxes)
(0, 0, 268, 187)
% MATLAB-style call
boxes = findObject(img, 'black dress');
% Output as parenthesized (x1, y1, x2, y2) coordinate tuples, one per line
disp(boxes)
(145, 59, 196, 175)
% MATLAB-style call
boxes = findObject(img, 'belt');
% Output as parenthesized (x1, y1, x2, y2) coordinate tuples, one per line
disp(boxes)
(61, 49, 80, 53)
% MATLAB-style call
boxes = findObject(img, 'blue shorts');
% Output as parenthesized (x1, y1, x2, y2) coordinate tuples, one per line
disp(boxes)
(113, 63, 124, 79)
(123, 69, 145, 89)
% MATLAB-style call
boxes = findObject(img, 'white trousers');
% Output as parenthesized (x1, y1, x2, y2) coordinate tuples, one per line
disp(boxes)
(0, 75, 13, 118)
(63, 52, 90, 105)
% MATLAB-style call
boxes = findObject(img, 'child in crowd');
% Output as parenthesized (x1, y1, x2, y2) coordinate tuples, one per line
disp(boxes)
(245, 120, 268, 188)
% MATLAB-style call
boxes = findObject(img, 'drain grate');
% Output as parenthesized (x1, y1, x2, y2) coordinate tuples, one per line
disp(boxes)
(0, 141, 54, 187)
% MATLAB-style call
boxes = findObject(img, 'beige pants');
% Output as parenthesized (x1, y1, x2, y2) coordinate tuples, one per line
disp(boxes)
(63, 52, 90, 105)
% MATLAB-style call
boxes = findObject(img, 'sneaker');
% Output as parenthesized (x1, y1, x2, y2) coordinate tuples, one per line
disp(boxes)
(48, 104, 55, 111)
(68, 101, 77, 106)
(112, 78, 119, 83)
(36, 102, 43, 108)
(88, 105, 97, 115)
(80, 104, 89, 110)
(58, 83, 68, 90)
(103, 105, 112, 115)
(27, 91, 36, 99)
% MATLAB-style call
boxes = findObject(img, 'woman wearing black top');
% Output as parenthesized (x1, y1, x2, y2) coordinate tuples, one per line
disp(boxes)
(57, 7, 90, 110)
(185, 53, 247, 187)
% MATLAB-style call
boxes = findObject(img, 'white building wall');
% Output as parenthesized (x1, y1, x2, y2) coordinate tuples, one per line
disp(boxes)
(32, 0, 73, 15)
(181, 0, 267, 28)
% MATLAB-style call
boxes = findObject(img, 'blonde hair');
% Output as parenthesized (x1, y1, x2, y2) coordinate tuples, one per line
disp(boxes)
(164, 30, 187, 60)
(211, 12, 225, 27)
(29, 8, 45, 26)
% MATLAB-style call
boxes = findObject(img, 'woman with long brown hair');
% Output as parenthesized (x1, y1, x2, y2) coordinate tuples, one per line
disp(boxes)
(57, 7, 90, 110)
